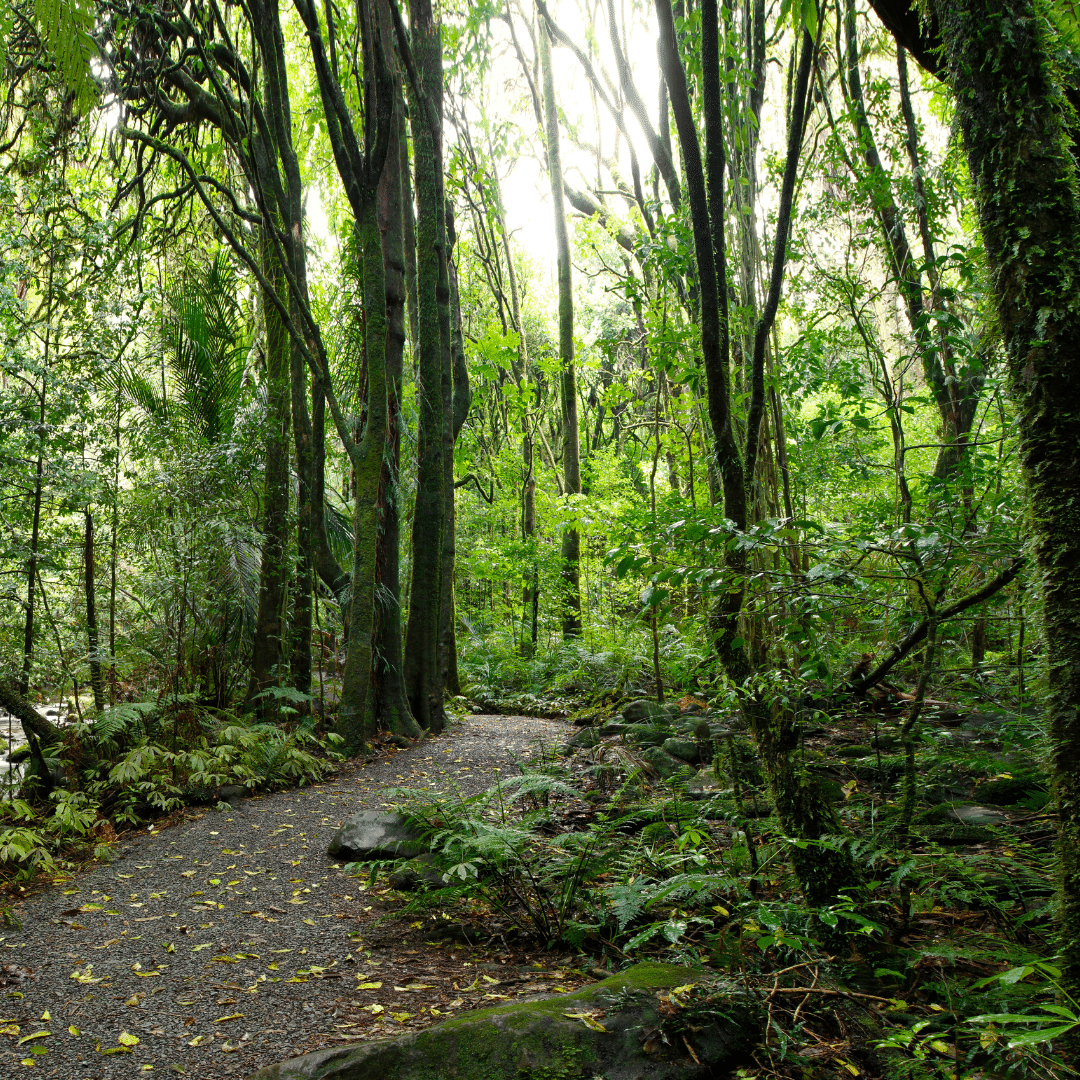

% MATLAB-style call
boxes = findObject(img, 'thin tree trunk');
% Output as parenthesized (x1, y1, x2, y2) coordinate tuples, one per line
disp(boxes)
(84, 509, 105, 713)
(538, 17, 581, 638)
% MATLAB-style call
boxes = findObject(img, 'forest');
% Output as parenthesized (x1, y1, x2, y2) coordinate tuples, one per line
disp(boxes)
(2, 0, 1080, 1076)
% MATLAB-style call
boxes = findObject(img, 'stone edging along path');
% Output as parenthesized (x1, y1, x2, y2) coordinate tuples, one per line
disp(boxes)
(0, 715, 579, 1079)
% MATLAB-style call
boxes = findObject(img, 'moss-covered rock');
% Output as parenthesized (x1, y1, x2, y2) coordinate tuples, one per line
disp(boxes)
(622, 724, 670, 748)
(247, 963, 754, 1080)
(975, 774, 1047, 807)
(640, 746, 694, 780)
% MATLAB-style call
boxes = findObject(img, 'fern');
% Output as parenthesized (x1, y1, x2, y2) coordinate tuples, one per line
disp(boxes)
(32, 0, 97, 113)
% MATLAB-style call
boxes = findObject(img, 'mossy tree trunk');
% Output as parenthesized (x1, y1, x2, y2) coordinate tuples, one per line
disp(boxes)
(248, 223, 292, 718)
(932, 0, 1080, 1006)
(83, 508, 105, 713)
(439, 209, 471, 697)
(538, 16, 581, 638)
(375, 60, 421, 741)
(403, 0, 448, 733)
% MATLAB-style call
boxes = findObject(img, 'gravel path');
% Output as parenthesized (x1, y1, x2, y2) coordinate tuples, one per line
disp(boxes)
(0, 714, 572, 1078)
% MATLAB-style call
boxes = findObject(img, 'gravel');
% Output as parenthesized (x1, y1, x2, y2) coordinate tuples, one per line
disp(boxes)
(0, 714, 570, 1078)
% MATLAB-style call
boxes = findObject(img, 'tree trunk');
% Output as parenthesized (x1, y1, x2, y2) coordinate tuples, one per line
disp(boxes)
(538, 17, 581, 638)
(933, 0, 1080, 1006)
(403, 0, 448, 733)
(247, 224, 293, 718)
(84, 509, 105, 713)
(376, 70, 421, 740)
(442, 219, 471, 696)
(339, 194, 390, 752)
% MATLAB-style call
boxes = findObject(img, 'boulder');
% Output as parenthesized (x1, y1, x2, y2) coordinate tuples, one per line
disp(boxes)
(688, 767, 722, 793)
(564, 727, 601, 750)
(976, 775, 1046, 806)
(662, 737, 706, 764)
(597, 721, 627, 736)
(327, 811, 427, 861)
(247, 963, 754, 1080)
(639, 746, 694, 780)
(622, 724, 669, 748)
(388, 854, 444, 892)
(622, 699, 665, 722)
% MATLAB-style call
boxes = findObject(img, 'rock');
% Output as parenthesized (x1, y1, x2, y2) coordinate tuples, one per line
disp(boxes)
(976, 775, 1046, 806)
(662, 737, 706, 764)
(565, 728, 601, 750)
(327, 811, 427, 861)
(247, 963, 754, 1080)
(388, 854, 444, 892)
(622, 699, 666, 722)
(219, 784, 248, 807)
(917, 804, 1010, 827)
(837, 744, 874, 758)
(622, 724, 669, 748)
(639, 746, 694, 780)
(688, 768, 722, 793)
(597, 722, 627, 736)
(919, 824, 996, 846)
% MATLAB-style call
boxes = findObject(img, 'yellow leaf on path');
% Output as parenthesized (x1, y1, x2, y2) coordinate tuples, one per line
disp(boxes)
(361, 1004, 384, 1014)
(67, 1026, 80, 1037)
(125, 994, 141, 1007)
(390, 1012, 413, 1022)
(117, 1032, 139, 1046)
(17, 1032, 51, 1045)
(133, 970, 161, 978)
(214, 1014, 243, 1023)
(355, 981, 381, 989)
(221, 1042, 241, 1052)
(19, 1058, 35, 1067)
(39, 1011, 49, 1022)
(193, 943, 213, 952)
(162, 942, 175, 953)
(0, 1024, 20, 1036)
(187, 1035, 208, 1046)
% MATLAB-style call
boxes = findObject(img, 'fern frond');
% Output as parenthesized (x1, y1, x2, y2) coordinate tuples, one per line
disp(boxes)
(33, 0, 97, 113)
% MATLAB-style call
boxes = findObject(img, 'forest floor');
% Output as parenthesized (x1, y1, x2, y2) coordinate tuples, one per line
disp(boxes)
(0, 713, 588, 1079)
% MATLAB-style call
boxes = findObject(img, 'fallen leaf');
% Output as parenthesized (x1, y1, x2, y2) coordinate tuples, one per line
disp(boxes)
(125, 994, 141, 1007)
(192, 943, 213, 952)
(355, 981, 382, 990)
(18, 1031, 51, 1044)
(0, 1023, 20, 1036)
(214, 1014, 243, 1023)
(564, 1012, 608, 1033)
(187, 1035, 208, 1046)
(67, 1026, 79, 1036)
(118, 1032, 139, 1047)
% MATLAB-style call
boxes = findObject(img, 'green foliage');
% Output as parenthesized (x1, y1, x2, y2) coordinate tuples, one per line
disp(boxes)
(29, 0, 98, 113)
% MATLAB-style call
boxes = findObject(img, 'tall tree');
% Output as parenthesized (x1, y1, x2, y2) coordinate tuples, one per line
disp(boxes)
(403, 0, 450, 731)
(538, 9, 581, 638)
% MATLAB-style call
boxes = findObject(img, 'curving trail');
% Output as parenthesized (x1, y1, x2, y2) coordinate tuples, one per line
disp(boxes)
(0, 714, 572, 1079)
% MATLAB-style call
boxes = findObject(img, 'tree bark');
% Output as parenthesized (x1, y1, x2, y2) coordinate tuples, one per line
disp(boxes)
(403, 0, 448, 733)
(247, 224, 293, 717)
(931, 0, 1080, 1000)
(375, 66, 421, 740)
(84, 509, 105, 713)
(538, 15, 581, 638)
